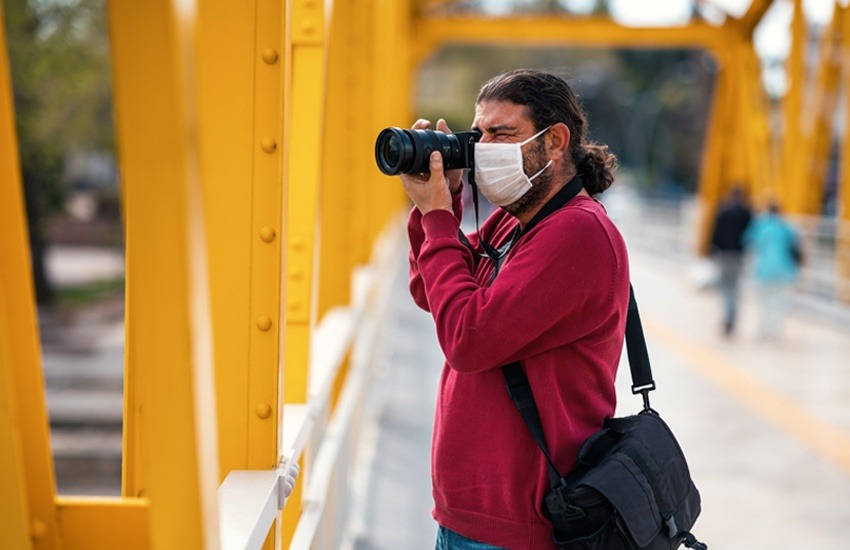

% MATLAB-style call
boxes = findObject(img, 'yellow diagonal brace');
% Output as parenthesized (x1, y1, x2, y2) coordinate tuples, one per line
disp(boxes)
(108, 0, 219, 547)
(0, 7, 59, 548)
(736, 0, 776, 35)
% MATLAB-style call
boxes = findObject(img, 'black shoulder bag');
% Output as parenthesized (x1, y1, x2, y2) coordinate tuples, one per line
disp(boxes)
(502, 288, 706, 549)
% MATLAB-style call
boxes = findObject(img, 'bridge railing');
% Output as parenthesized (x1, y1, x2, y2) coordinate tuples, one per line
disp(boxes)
(218, 217, 405, 550)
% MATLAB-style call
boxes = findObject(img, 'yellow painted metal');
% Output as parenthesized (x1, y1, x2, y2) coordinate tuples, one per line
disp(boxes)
(317, 0, 359, 316)
(282, 0, 325, 405)
(371, 0, 413, 240)
(0, 8, 60, 548)
(193, 0, 286, 487)
(55, 497, 149, 549)
(412, 16, 732, 63)
(694, 51, 733, 254)
(244, 0, 285, 477)
(0, 291, 32, 549)
(193, 0, 263, 478)
(801, 4, 847, 216)
(108, 0, 219, 547)
(349, 5, 379, 267)
(782, 0, 808, 213)
(736, 0, 776, 35)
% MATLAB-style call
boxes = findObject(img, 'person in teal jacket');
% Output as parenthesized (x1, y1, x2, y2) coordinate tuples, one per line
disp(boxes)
(743, 200, 801, 340)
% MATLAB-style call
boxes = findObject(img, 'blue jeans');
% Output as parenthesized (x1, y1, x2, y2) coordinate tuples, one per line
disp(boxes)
(435, 526, 505, 550)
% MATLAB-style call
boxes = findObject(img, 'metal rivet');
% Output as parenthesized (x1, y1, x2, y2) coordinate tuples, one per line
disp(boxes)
(262, 48, 278, 64)
(256, 403, 272, 419)
(259, 226, 276, 242)
(289, 269, 303, 281)
(302, 23, 314, 34)
(31, 520, 47, 539)
(261, 138, 277, 153)
(256, 315, 273, 331)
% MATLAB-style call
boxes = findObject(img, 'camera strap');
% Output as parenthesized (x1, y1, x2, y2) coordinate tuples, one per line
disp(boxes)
(458, 174, 584, 281)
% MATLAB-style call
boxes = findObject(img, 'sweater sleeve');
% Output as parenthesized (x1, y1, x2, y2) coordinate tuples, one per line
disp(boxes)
(407, 188, 466, 311)
(417, 206, 626, 373)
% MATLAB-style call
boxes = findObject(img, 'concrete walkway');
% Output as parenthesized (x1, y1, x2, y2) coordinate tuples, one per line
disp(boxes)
(348, 233, 850, 549)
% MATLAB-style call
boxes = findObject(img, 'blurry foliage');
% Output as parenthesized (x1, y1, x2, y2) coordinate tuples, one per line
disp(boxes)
(3, 0, 116, 303)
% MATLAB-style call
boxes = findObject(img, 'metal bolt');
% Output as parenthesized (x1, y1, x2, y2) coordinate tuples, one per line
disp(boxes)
(256, 403, 272, 419)
(31, 520, 47, 539)
(262, 48, 278, 64)
(261, 138, 277, 153)
(259, 226, 276, 242)
(256, 315, 273, 331)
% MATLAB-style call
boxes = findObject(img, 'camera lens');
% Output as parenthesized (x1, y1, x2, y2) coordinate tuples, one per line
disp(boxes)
(382, 134, 401, 167)
(375, 128, 415, 175)
(375, 127, 478, 176)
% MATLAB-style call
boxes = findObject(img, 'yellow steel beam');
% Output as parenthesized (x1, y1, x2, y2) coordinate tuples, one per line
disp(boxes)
(193, 0, 286, 487)
(0, 7, 60, 548)
(695, 48, 735, 254)
(782, 0, 808, 213)
(55, 497, 149, 549)
(108, 0, 219, 547)
(411, 16, 731, 62)
(803, 4, 846, 216)
(0, 291, 32, 549)
(194, 0, 270, 479)
(371, 0, 413, 240)
(282, 0, 325, 406)
(317, 0, 358, 316)
(736, 0, 776, 35)
(280, 0, 326, 545)
(242, 0, 285, 480)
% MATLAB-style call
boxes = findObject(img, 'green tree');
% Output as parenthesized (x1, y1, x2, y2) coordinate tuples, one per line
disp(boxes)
(3, 0, 114, 304)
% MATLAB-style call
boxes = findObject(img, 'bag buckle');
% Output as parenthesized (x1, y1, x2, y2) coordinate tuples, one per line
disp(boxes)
(546, 489, 586, 521)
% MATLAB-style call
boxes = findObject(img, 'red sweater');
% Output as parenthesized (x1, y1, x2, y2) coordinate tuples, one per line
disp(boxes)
(407, 191, 630, 549)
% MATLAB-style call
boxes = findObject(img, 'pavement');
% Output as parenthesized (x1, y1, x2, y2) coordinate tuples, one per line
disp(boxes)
(347, 223, 850, 549)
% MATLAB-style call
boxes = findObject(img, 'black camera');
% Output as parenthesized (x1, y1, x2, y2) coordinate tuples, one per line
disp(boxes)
(374, 127, 480, 176)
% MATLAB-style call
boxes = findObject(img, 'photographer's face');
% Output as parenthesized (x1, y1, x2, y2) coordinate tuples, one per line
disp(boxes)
(472, 100, 555, 215)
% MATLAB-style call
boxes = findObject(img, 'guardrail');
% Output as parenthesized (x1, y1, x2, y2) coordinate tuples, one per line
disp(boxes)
(218, 216, 406, 549)
(608, 192, 850, 305)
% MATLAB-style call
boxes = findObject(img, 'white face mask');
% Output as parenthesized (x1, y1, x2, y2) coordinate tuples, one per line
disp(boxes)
(473, 126, 552, 206)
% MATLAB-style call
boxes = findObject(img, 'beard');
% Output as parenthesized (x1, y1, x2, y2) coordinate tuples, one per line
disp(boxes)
(502, 138, 554, 217)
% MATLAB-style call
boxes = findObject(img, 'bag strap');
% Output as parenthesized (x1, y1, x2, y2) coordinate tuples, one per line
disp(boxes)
(502, 285, 655, 489)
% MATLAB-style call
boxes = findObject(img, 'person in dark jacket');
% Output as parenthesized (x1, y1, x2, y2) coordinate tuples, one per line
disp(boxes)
(709, 186, 752, 336)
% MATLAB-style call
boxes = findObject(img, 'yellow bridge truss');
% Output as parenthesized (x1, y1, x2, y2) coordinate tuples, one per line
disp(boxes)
(1, 0, 848, 548)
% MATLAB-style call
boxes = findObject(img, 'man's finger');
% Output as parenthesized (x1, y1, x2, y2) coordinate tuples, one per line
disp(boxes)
(429, 151, 444, 179)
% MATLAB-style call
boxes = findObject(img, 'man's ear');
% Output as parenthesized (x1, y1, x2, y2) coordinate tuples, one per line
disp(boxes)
(546, 122, 571, 160)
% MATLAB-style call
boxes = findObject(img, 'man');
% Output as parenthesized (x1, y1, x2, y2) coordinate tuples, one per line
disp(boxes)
(400, 69, 630, 549)
(709, 186, 752, 336)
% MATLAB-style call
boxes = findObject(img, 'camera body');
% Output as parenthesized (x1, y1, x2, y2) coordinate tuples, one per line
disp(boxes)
(375, 127, 481, 176)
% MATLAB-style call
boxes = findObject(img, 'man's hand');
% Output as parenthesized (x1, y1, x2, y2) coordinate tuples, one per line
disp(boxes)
(399, 118, 464, 215)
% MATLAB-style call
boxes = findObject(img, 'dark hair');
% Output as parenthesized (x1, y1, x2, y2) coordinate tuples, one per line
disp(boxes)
(476, 68, 617, 195)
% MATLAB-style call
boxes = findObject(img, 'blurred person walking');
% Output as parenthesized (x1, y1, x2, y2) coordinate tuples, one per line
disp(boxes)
(743, 200, 801, 341)
(709, 186, 752, 336)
